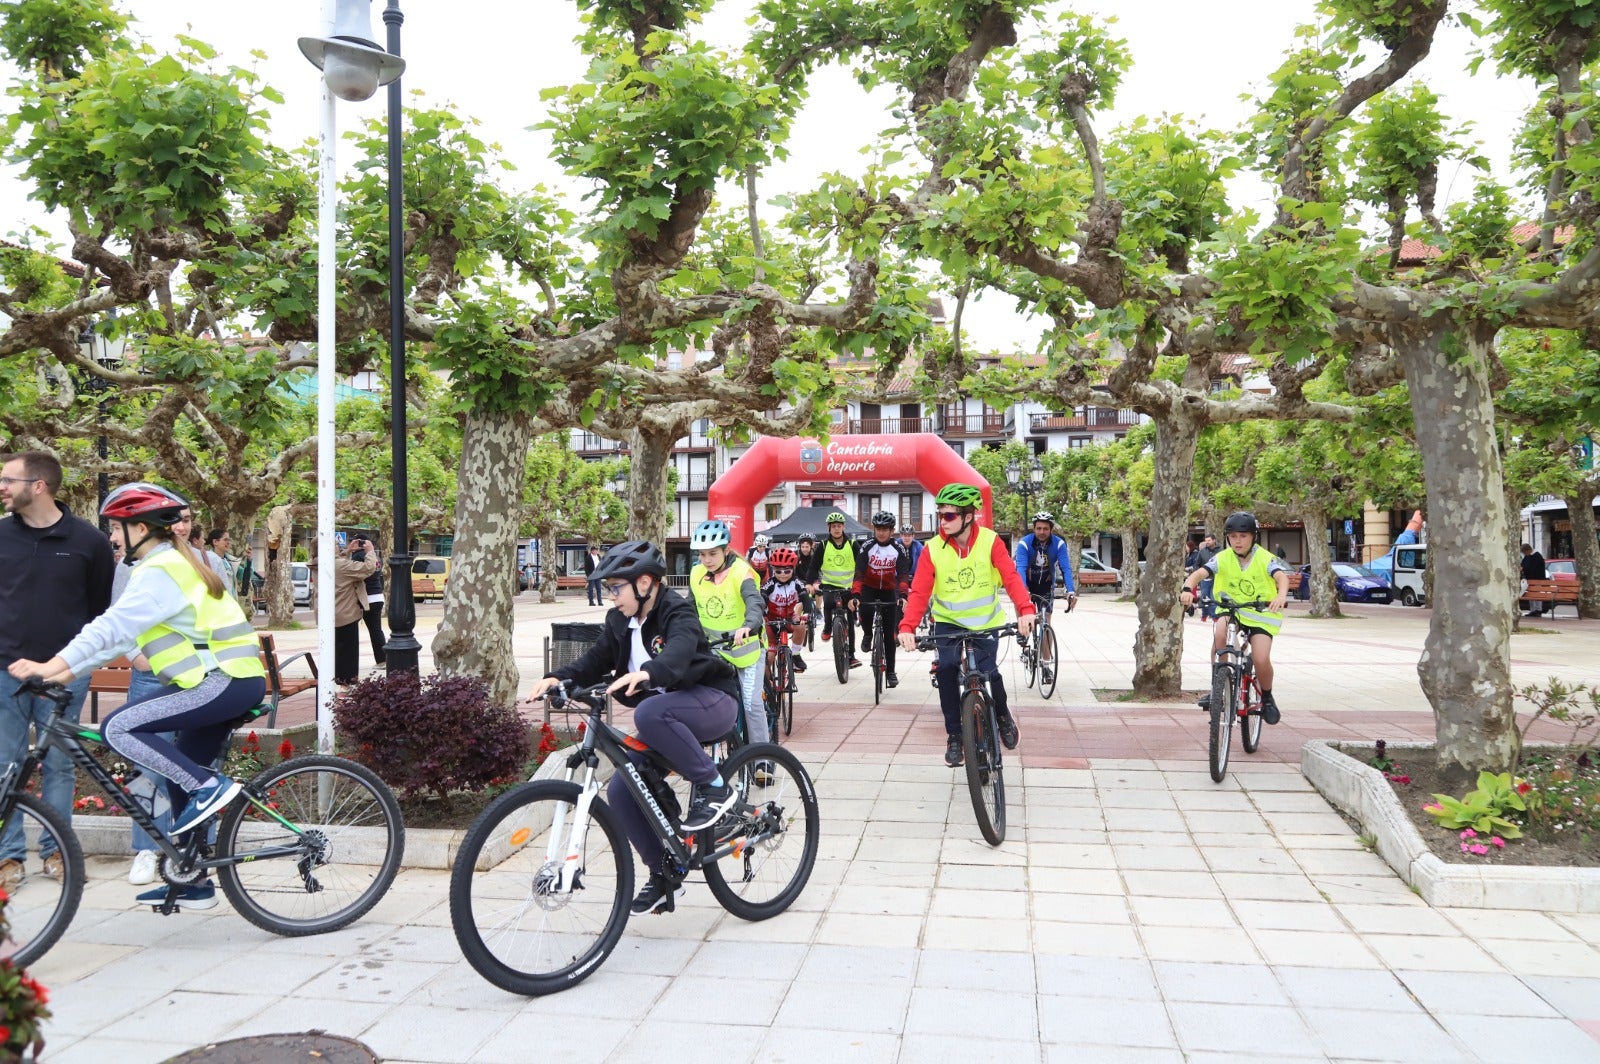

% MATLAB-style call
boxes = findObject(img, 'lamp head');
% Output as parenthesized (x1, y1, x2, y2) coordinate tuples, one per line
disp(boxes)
(299, 0, 405, 102)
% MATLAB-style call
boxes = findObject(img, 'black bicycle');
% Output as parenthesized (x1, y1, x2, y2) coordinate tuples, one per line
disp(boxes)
(449, 679, 820, 996)
(1, 678, 404, 968)
(762, 618, 799, 739)
(916, 623, 1019, 846)
(1021, 593, 1062, 699)
(860, 599, 897, 706)
(821, 587, 853, 684)
(1200, 595, 1269, 782)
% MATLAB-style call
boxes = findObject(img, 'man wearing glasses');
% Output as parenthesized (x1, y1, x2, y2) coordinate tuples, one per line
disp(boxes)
(0, 452, 116, 891)
(898, 483, 1036, 768)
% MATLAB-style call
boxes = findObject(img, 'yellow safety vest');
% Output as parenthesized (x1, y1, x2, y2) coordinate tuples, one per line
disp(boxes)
(927, 526, 1006, 630)
(1212, 547, 1284, 635)
(136, 550, 265, 688)
(819, 539, 855, 589)
(690, 558, 763, 668)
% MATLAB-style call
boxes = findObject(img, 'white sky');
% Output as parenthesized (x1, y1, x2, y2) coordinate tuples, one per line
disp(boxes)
(1, 1, 1537, 349)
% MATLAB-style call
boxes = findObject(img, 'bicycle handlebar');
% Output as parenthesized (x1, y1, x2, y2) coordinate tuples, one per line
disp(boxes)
(913, 622, 1020, 653)
(15, 676, 74, 708)
(544, 678, 614, 711)
(1198, 594, 1273, 613)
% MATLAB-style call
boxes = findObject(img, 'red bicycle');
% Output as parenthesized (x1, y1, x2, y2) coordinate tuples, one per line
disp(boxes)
(1199, 595, 1268, 782)
(763, 618, 799, 738)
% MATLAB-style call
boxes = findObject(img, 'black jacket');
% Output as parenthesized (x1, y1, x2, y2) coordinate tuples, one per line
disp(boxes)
(0, 504, 115, 667)
(1521, 551, 1547, 581)
(547, 585, 740, 709)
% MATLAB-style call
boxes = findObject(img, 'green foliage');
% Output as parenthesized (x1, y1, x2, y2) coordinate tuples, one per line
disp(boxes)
(1479, 0, 1600, 79)
(1105, 120, 1235, 269)
(1438, 179, 1518, 263)
(0, 237, 76, 310)
(428, 289, 549, 417)
(1423, 771, 1527, 838)
(1348, 82, 1465, 211)
(1018, 12, 1131, 117)
(1202, 227, 1361, 358)
(0, 0, 125, 76)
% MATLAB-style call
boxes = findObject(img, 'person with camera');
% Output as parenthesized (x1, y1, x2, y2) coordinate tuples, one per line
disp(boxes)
(334, 536, 379, 685)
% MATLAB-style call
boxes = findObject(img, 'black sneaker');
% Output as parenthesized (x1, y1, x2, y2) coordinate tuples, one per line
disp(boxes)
(886, 672, 899, 688)
(791, 654, 807, 673)
(682, 779, 738, 830)
(860, 633, 872, 652)
(944, 735, 963, 767)
(995, 709, 1020, 750)
(1261, 692, 1281, 725)
(631, 874, 684, 915)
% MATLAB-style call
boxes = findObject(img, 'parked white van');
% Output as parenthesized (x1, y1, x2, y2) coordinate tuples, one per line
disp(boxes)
(1391, 544, 1427, 607)
(291, 562, 312, 606)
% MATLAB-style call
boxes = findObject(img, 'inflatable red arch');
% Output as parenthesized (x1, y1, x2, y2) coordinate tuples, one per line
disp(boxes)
(707, 434, 995, 553)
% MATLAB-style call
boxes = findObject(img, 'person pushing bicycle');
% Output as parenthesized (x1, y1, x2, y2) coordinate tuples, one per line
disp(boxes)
(1180, 511, 1289, 724)
(898, 484, 1036, 767)
(1013, 511, 1077, 615)
(530, 540, 744, 916)
(854, 510, 912, 689)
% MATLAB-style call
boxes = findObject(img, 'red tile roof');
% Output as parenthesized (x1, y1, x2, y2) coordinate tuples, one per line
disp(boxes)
(0, 238, 86, 279)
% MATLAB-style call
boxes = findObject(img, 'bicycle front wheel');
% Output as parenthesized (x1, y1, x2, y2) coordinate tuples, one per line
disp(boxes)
(1208, 666, 1236, 782)
(1037, 624, 1059, 699)
(871, 614, 885, 705)
(704, 743, 820, 920)
(0, 793, 83, 968)
(960, 689, 1006, 846)
(216, 754, 404, 937)
(450, 780, 632, 996)
(778, 648, 795, 738)
(832, 612, 850, 684)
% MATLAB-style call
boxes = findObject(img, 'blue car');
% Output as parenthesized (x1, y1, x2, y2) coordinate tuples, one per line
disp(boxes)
(1296, 563, 1394, 604)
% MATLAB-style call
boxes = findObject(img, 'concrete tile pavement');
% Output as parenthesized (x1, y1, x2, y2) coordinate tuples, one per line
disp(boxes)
(37, 595, 1600, 1060)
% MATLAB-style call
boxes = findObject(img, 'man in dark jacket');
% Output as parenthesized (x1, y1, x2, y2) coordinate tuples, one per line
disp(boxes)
(0, 451, 115, 890)
(1520, 543, 1549, 617)
(583, 545, 603, 606)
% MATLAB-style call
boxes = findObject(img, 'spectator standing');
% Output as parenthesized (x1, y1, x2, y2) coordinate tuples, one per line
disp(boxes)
(361, 540, 387, 666)
(1194, 533, 1220, 619)
(205, 529, 234, 588)
(0, 452, 116, 891)
(1520, 543, 1548, 617)
(584, 544, 603, 606)
(334, 538, 379, 684)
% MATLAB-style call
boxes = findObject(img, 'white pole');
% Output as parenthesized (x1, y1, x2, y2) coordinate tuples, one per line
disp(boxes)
(314, 0, 339, 758)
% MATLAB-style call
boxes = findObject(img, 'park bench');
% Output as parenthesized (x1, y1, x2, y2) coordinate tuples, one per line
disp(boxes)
(86, 634, 317, 728)
(86, 655, 135, 724)
(1523, 578, 1581, 619)
(1077, 570, 1121, 592)
(555, 575, 589, 591)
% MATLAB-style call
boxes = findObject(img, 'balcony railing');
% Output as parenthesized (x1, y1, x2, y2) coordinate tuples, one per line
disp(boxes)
(942, 413, 1009, 436)
(1029, 408, 1140, 432)
(574, 433, 625, 453)
(680, 473, 714, 492)
(847, 416, 933, 434)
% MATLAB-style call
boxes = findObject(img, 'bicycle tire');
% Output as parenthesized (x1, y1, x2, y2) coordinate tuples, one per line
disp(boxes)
(778, 648, 795, 737)
(703, 743, 820, 920)
(960, 689, 1006, 846)
(0, 793, 83, 968)
(450, 779, 632, 996)
(832, 609, 849, 684)
(805, 611, 817, 652)
(1208, 665, 1235, 782)
(871, 611, 885, 705)
(763, 664, 781, 739)
(1037, 623, 1059, 699)
(216, 754, 404, 937)
(1240, 671, 1264, 754)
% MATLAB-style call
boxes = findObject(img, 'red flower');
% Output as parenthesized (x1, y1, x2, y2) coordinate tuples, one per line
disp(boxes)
(278, 740, 295, 760)
(0, 1025, 10, 1041)
(1516, 781, 1532, 794)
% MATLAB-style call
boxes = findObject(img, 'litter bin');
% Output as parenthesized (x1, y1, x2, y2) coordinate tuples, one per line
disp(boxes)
(544, 622, 610, 723)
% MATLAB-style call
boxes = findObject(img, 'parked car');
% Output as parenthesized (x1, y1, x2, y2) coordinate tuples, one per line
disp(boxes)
(1546, 558, 1578, 587)
(412, 555, 451, 601)
(1296, 562, 1394, 604)
(291, 562, 312, 606)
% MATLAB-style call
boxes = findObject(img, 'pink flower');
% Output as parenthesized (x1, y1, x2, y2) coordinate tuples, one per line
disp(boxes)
(1491, 836, 1506, 848)
(1459, 829, 1477, 839)
(1460, 842, 1470, 853)
(1469, 844, 1489, 855)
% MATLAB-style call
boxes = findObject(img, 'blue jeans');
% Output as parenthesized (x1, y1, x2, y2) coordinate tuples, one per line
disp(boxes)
(931, 622, 1009, 738)
(0, 671, 91, 862)
(1199, 577, 1216, 619)
(125, 670, 174, 853)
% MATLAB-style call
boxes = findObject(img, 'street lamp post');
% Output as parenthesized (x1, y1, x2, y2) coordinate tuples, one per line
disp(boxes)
(77, 316, 126, 531)
(1006, 455, 1045, 531)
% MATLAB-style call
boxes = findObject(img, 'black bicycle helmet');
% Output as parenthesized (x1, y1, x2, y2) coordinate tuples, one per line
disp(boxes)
(871, 510, 896, 528)
(592, 540, 667, 581)
(1223, 511, 1259, 536)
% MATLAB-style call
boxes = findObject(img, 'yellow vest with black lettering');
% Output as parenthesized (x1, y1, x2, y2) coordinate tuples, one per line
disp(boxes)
(928, 526, 1006, 630)
(819, 539, 855, 589)
(1212, 547, 1284, 635)
(137, 550, 266, 688)
(691, 558, 762, 668)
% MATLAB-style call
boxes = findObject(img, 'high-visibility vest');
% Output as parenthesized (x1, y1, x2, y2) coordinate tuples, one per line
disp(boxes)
(927, 526, 1006, 630)
(691, 558, 763, 668)
(819, 539, 855, 589)
(1212, 547, 1284, 635)
(136, 550, 265, 688)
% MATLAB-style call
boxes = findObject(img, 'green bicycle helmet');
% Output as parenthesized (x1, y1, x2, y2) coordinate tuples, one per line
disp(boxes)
(934, 483, 983, 509)
(825, 511, 847, 525)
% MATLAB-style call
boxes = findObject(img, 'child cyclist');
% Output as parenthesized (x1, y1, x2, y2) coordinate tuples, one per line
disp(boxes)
(1180, 511, 1290, 724)
(761, 546, 813, 676)
(747, 534, 772, 584)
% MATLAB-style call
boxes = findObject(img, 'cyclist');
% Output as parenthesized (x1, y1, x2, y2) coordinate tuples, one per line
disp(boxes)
(6, 486, 268, 909)
(1179, 511, 1289, 724)
(761, 546, 812, 675)
(898, 484, 1036, 767)
(1013, 511, 1078, 615)
(686, 521, 769, 752)
(899, 524, 923, 573)
(794, 532, 822, 587)
(748, 533, 772, 584)
(530, 540, 743, 915)
(854, 511, 912, 688)
(816, 512, 861, 668)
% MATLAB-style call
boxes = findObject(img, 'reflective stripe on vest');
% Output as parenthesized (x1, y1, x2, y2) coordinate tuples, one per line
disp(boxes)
(820, 540, 855, 588)
(1212, 547, 1284, 635)
(927, 526, 1006, 630)
(691, 558, 763, 668)
(136, 550, 266, 689)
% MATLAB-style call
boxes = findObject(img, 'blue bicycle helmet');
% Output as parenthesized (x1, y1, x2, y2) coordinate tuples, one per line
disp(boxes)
(690, 520, 731, 549)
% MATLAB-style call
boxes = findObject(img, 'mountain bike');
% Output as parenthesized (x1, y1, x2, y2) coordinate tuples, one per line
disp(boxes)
(762, 618, 799, 739)
(1020, 593, 1062, 699)
(1, 678, 404, 968)
(820, 587, 853, 684)
(1199, 595, 1269, 782)
(860, 598, 897, 706)
(449, 679, 820, 997)
(915, 623, 1019, 847)
(804, 593, 820, 652)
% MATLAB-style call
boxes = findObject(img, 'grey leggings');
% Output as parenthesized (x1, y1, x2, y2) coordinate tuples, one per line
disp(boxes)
(606, 685, 738, 875)
(104, 670, 266, 792)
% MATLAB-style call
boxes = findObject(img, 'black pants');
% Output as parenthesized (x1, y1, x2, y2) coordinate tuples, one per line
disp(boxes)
(932, 622, 1009, 738)
(858, 588, 900, 672)
(364, 602, 387, 665)
(335, 620, 361, 683)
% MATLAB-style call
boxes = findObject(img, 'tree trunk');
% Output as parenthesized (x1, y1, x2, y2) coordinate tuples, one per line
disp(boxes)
(1393, 320, 1517, 781)
(626, 424, 676, 542)
(1565, 482, 1600, 619)
(264, 505, 296, 628)
(1302, 506, 1342, 619)
(1132, 414, 1200, 697)
(432, 410, 533, 707)
(1506, 483, 1525, 634)
(1118, 527, 1140, 598)
(539, 525, 559, 604)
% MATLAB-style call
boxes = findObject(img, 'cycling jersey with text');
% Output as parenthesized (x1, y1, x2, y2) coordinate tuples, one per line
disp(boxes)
(860, 540, 904, 592)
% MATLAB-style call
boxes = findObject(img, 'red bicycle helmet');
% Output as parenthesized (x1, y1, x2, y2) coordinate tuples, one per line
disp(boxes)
(768, 546, 798, 568)
(100, 486, 185, 526)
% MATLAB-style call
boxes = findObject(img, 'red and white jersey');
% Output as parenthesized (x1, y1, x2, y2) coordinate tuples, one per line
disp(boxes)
(858, 539, 907, 592)
(748, 547, 769, 581)
(764, 577, 804, 621)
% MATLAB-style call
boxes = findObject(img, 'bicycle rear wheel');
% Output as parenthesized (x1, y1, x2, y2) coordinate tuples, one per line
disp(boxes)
(1037, 624, 1059, 699)
(1240, 670, 1264, 754)
(0, 793, 83, 968)
(704, 743, 820, 920)
(871, 613, 885, 705)
(217, 754, 404, 936)
(960, 689, 1006, 846)
(778, 648, 795, 737)
(832, 609, 849, 684)
(450, 780, 632, 996)
(1208, 665, 1236, 782)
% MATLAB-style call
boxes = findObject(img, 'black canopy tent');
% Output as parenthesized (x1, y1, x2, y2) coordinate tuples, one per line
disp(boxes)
(760, 504, 871, 542)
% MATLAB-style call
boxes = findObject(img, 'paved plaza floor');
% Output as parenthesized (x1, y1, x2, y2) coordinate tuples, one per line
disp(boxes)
(35, 596, 1600, 1062)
